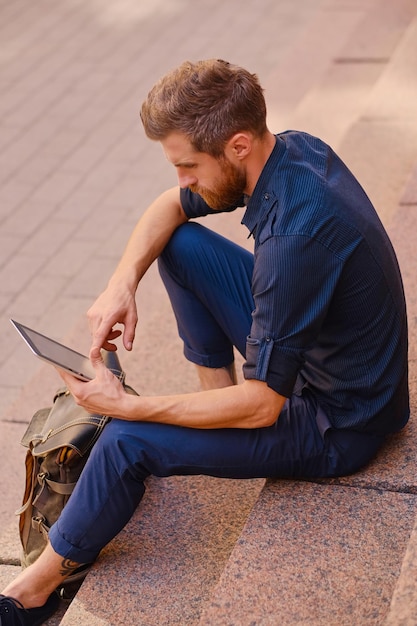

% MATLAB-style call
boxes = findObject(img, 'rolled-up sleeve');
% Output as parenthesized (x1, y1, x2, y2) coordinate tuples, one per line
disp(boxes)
(244, 337, 304, 397)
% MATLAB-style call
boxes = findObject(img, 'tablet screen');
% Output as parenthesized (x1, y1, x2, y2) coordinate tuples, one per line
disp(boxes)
(11, 320, 95, 381)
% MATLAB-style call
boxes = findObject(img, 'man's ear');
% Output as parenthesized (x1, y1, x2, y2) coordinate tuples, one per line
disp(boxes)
(225, 133, 252, 161)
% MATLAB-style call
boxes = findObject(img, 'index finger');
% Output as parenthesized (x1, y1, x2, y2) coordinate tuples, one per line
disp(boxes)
(90, 319, 120, 352)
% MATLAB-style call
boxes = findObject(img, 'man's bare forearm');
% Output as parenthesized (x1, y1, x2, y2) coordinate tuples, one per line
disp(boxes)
(115, 379, 286, 430)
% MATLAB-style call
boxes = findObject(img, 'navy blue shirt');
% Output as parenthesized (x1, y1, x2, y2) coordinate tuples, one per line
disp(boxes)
(180, 131, 409, 435)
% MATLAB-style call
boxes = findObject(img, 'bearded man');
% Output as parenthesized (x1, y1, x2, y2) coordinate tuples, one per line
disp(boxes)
(1, 59, 409, 625)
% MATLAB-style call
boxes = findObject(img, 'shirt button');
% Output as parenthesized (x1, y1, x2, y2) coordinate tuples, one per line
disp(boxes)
(264, 193, 269, 200)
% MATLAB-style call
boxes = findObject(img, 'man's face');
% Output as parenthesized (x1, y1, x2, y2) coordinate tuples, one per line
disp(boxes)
(189, 155, 246, 210)
(161, 133, 247, 210)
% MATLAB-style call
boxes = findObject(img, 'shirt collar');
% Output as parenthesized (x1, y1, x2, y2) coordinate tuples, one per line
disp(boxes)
(241, 134, 285, 235)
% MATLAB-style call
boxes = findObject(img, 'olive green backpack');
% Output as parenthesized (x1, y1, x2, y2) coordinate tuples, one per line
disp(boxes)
(15, 351, 138, 597)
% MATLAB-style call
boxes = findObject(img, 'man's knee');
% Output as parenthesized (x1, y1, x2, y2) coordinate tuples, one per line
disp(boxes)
(159, 222, 204, 268)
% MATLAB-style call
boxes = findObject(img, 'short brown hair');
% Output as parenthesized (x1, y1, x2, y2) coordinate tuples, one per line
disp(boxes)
(140, 59, 267, 157)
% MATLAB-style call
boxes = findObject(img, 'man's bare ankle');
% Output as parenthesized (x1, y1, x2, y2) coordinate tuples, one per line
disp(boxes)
(1, 583, 51, 610)
(196, 363, 237, 390)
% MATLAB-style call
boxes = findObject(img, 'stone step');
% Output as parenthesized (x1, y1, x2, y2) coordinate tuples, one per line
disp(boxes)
(277, 0, 417, 151)
(263, 0, 381, 136)
(198, 480, 417, 626)
(59, 476, 265, 625)
(336, 8, 417, 227)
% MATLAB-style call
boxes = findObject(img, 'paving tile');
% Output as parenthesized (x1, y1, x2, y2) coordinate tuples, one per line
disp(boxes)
(53, 189, 109, 222)
(0, 0, 27, 29)
(0, 565, 21, 589)
(9, 275, 70, 320)
(59, 144, 108, 175)
(0, 344, 43, 389)
(0, 124, 22, 152)
(39, 129, 85, 160)
(18, 219, 77, 259)
(0, 521, 22, 565)
(70, 159, 132, 196)
(0, 387, 24, 418)
(1, 201, 57, 238)
(41, 239, 99, 279)
(0, 234, 24, 267)
(12, 156, 63, 187)
(81, 174, 142, 214)
(38, 297, 92, 340)
(10, 116, 62, 154)
(335, 0, 417, 59)
(29, 172, 82, 205)
(263, 0, 371, 132)
(0, 179, 34, 214)
(0, 253, 47, 296)
(61, 256, 121, 300)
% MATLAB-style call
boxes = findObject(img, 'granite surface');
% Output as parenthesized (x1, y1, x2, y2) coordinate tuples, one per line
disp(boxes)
(61, 475, 264, 625)
(199, 481, 417, 626)
(384, 513, 417, 625)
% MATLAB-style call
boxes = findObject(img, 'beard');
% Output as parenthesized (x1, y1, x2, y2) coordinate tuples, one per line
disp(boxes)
(189, 158, 246, 210)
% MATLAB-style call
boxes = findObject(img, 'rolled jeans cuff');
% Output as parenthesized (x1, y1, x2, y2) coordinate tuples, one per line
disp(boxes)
(183, 343, 234, 368)
(49, 520, 100, 565)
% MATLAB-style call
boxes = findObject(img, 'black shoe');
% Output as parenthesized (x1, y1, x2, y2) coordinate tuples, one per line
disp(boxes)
(0, 592, 59, 625)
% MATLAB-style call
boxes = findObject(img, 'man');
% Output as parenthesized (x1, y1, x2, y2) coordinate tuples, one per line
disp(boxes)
(0, 59, 409, 624)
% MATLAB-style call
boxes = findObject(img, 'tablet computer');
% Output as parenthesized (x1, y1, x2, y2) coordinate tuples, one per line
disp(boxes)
(10, 319, 95, 381)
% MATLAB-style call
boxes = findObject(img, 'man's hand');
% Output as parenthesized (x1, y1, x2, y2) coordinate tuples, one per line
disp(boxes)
(87, 283, 138, 352)
(85, 187, 187, 353)
(57, 347, 132, 418)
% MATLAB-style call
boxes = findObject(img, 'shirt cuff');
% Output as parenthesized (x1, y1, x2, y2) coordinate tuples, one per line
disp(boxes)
(243, 336, 304, 397)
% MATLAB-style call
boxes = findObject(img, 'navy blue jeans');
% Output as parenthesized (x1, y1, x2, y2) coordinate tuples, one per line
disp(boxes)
(49, 223, 385, 564)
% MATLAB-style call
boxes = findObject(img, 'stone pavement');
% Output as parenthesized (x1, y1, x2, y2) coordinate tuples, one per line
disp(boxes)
(1, 0, 417, 624)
